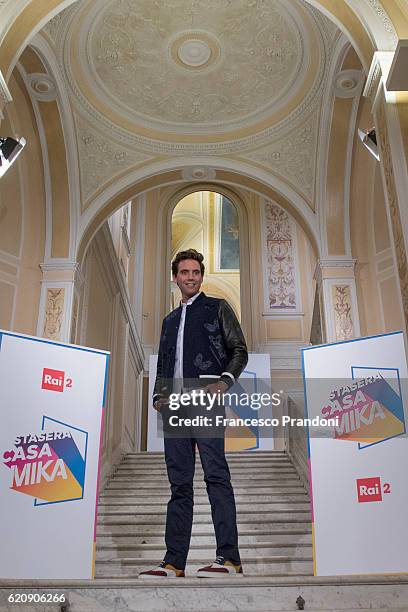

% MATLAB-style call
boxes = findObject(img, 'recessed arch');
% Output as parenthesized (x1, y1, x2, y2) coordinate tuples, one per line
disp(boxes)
(76, 160, 321, 265)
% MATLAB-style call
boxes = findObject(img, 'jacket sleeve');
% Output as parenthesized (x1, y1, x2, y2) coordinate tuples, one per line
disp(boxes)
(218, 300, 248, 388)
(153, 319, 167, 402)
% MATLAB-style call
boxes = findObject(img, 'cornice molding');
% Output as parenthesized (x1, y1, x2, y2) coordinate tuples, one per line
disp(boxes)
(40, 260, 79, 273)
(314, 258, 357, 282)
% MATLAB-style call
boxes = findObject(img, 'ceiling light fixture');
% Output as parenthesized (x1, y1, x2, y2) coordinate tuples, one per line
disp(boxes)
(0, 136, 26, 179)
(358, 127, 380, 161)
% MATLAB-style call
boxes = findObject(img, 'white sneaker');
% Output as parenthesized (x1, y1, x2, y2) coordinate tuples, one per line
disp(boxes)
(197, 556, 243, 578)
(139, 562, 185, 579)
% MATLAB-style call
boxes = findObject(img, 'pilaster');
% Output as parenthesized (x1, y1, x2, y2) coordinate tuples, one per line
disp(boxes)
(37, 260, 82, 342)
(314, 259, 361, 343)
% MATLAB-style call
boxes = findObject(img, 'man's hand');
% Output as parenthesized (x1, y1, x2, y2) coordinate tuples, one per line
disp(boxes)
(153, 397, 168, 412)
(203, 380, 228, 396)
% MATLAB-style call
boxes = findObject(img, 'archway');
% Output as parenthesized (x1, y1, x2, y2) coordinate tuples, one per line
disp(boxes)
(171, 190, 242, 319)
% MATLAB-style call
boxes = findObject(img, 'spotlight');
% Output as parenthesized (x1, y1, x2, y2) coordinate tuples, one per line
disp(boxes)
(0, 136, 26, 178)
(358, 127, 380, 161)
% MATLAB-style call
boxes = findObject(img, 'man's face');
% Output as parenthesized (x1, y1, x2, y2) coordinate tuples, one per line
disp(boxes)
(173, 258, 203, 302)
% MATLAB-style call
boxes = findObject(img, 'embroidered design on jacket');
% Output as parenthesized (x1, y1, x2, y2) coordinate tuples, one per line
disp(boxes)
(194, 353, 213, 370)
(204, 317, 219, 333)
(209, 334, 227, 360)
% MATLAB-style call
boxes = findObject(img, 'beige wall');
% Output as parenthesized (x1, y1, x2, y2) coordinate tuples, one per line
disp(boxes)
(140, 185, 316, 356)
(351, 98, 404, 336)
(77, 224, 144, 484)
(0, 69, 45, 334)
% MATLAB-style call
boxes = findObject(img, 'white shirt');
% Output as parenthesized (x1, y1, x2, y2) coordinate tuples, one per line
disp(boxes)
(173, 292, 200, 392)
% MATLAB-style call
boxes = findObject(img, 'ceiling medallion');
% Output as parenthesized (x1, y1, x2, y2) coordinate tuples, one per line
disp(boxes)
(27, 73, 57, 101)
(170, 31, 221, 71)
(182, 166, 217, 181)
(334, 69, 364, 98)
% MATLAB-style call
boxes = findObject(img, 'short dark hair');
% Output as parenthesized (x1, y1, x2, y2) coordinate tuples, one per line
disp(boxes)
(172, 249, 205, 276)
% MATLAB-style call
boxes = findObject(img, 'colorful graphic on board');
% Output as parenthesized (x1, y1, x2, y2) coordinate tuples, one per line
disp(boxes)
(2, 417, 88, 505)
(321, 371, 405, 448)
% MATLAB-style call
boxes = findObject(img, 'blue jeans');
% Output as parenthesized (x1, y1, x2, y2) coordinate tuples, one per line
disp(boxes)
(163, 436, 241, 570)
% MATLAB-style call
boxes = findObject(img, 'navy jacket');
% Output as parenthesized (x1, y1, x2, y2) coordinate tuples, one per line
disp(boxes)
(153, 292, 248, 400)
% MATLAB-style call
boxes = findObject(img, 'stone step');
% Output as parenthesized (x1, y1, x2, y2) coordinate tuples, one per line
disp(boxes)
(97, 513, 311, 525)
(95, 556, 313, 577)
(121, 460, 291, 465)
(116, 467, 297, 476)
(95, 532, 312, 546)
(126, 450, 288, 459)
(99, 493, 309, 503)
(121, 460, 294, 468)
(97, 502, 311, 513)
(96, 523, 312, 535)
(111, 473, 301, 482)
(2, 581, 408, 612)
(105, 482, 306, 492)
(96, 544, 312, 561)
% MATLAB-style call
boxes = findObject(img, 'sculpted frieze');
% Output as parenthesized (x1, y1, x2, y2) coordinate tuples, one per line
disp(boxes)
(75, 114, 152, 204)
(242, 108, 319, 203)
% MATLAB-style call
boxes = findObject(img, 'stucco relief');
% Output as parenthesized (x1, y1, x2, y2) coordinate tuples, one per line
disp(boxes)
(75, 114, 152, 205)
(43, 288, 65, 341)
(377, 102, 408, 327)
(244, 108, 319, 203)
(366, 0, 399, 45)
(42, 10, 67, 45)
(264, 202, 297, 310)
(88, 0, 303, 128)
(332, 284, 354, 341)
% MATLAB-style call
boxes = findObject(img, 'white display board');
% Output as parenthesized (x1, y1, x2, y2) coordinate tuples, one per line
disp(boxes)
(148, 353, 273, 452)
(302, 331, 408, 576)
(0, 330, 109, 579)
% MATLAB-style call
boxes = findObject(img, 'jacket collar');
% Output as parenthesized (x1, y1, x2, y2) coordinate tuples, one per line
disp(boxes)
(179, 291, 206, 309)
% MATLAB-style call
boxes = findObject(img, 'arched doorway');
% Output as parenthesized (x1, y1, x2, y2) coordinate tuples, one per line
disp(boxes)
(171, 191, 241, 318)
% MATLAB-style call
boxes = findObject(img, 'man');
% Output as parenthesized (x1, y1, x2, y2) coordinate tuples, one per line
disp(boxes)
(139, 248, 248, 578)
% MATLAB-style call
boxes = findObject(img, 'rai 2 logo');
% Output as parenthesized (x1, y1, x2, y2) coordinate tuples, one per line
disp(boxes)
(41, 368, 73, 393)
(356, 476, 391, 503)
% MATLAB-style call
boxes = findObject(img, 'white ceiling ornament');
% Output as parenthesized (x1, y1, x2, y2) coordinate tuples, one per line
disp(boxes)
(243, 106, 320, 204)
(27, 73, 58, 101)
(74, 114, 153, 205)
(182, 166, 216, 181)
(334, 69, 364, 98)
(77, 0, 309, 133)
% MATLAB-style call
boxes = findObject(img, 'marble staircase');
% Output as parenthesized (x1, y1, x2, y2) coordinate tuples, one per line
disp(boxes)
(2, 451, 408, 611)
(96, 450, 313, 578)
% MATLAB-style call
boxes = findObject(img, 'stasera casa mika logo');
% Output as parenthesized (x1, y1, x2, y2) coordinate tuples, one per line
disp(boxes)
(2, 417, 88, 506)
(321, 369, 406, 449)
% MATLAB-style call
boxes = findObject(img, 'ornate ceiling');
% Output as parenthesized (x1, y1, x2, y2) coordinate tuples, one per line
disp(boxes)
(88, 0, 303, 131)
(37, 0, 345, 207)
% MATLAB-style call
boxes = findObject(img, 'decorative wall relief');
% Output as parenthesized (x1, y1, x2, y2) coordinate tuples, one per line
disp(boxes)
(332, 284, 354, 341)
(244, 108, 319, 204)
(377, 101, 408, 328)
(263, 201, 298, 311)
(43, 288, 65, 341)
(75, 115, 152, 205)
